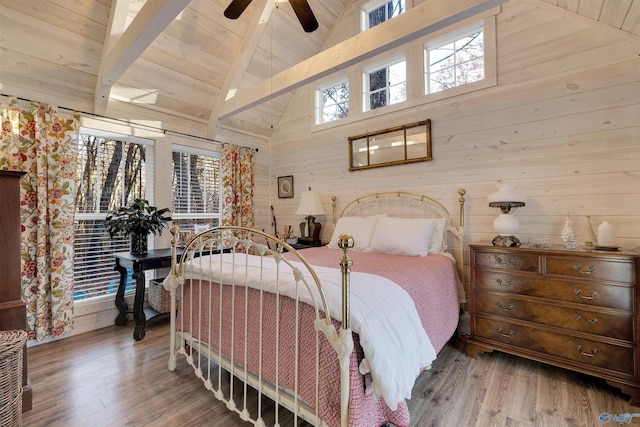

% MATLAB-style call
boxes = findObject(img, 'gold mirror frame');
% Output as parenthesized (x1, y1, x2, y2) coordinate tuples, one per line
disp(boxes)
(348, 119, 432, 171)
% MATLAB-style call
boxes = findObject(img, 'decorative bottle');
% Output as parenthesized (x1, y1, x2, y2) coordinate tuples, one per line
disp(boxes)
(561, 214, 577, 250)
(582, 215, 597, 248)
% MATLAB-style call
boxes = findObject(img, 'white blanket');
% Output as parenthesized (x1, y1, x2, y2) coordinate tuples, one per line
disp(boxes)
(169, 252, 436, 410)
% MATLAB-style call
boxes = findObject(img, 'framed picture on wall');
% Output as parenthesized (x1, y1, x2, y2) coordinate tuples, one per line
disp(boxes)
(278, 175, 294, 198)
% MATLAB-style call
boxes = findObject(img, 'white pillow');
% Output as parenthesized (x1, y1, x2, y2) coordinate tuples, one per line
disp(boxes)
(327, 216, 379, 251)
(369, 217, 435, 256)
(427, 218, 447, 254)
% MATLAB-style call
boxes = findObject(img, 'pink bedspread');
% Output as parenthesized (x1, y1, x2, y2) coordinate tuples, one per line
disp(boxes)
(290, 247, 460, 353)
(177, 248, 459, 427)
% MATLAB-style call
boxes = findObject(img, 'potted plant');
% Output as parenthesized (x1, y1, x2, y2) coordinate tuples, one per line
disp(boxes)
(105, 198, 172, 254)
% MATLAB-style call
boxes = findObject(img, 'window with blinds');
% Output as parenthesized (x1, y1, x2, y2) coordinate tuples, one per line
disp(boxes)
(171, 146, 222, 234)
(73, 130, 153, 300)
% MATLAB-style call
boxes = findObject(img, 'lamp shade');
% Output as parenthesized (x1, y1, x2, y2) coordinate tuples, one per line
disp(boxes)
(295, 190, 326, 216)
(487, 181, 527, 205)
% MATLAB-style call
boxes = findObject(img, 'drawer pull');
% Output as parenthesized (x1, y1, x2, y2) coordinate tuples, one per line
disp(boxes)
(497, 328, 514, 337)
(575, 264, 596, 274)
(495, 257, 513, 265)
(496, 279, 514, 287)
(576, 345, 598, 357)
(575, 315, 598, 324)
(575, 289, 597, 300)
(497, 302, 514, 311)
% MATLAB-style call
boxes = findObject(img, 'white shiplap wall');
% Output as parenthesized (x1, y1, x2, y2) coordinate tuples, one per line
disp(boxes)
(268, 0, 640, 287)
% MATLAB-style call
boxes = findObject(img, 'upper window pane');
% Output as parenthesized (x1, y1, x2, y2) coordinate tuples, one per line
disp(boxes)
(426, 27, 484, 94)
(362, 0, 405, 30)
(317, 80, 349, 124)
(364, 59, 406, 111)
(75, 133, 148, 214)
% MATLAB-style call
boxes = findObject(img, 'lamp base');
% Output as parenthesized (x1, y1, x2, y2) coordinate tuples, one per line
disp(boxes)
(492, 235, 521, 247)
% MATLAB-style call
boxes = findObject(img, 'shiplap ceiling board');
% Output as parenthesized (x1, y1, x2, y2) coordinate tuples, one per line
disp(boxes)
(0, 0, 638, 138)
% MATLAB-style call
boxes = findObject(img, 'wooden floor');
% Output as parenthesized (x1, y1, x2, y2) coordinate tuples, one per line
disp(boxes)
(21, 320, 639, 427)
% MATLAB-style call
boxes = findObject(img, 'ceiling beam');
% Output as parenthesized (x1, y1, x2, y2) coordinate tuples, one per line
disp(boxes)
(94, 0, 192, 115)
(219, 0, 505, 119)
(207, 0, 275, 137)
(95, 0, 131, 115)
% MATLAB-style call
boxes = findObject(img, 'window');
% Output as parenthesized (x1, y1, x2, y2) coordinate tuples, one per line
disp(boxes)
(363, 58, 406, 111)
(73, 130, 153, 300)
(425, 24, 485, 94)
(362, 0, 405, 30)
(171, 146, 222, 233)
(316, 80, 349, 124)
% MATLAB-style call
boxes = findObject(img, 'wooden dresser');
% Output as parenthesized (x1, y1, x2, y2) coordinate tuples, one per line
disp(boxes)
(467, 244, 640, 405)
(0, 170, 32, 411)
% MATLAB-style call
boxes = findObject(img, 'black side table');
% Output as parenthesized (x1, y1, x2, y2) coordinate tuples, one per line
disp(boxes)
(113, 249, 176, 341)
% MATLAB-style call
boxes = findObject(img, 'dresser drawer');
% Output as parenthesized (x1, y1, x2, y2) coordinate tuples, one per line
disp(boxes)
(473, 250, 539, 273)
(474, 271, 634, 311)
(474, 317, 634, 376)
(474, 292, 633, 341)
(546, 256, 635, 284)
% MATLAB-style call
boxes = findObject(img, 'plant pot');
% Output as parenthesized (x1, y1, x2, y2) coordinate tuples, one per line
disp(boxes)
(130, 234, 148, 255)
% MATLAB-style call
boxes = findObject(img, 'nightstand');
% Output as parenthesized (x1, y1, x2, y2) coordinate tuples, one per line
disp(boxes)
(467, 244, 640, 405)
(288, 241, 328, 251)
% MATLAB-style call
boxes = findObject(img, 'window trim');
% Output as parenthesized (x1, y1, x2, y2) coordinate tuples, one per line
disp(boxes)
(311, 13, 497, 132)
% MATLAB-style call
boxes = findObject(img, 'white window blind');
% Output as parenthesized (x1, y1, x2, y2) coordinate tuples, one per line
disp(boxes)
(171, 146, 222, 233)
(73, 130, 153, 300)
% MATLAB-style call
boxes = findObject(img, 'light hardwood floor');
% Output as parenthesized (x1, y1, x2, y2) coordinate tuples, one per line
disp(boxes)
(21, 320, 639, 427)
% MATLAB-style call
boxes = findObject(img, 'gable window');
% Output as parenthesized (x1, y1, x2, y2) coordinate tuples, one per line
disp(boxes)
(363, 57, 406, 111)
(362, 0, 405, 30)
(316, 79, 349, 124)
(73, 130, 153, 300)
(425, 24, 485, 94)
(171, 146, 222, 233)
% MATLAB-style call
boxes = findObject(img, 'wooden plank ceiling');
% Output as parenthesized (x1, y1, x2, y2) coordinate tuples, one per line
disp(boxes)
(1, 0, 638, 139)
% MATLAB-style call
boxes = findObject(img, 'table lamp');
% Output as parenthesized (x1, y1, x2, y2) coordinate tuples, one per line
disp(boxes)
(295, 188, 325, 245)
(487, 180, 527, 247)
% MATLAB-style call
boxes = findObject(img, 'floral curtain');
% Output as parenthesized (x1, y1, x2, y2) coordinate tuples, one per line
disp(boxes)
(0, 97, 79, 341)
(221, 144, 255, 228)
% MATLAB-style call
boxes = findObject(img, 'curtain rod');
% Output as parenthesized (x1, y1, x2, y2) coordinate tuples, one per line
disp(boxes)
(0, 93, 258, 153)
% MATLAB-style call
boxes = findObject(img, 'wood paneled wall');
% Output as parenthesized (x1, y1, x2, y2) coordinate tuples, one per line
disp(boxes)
(267, 0, 640, 284)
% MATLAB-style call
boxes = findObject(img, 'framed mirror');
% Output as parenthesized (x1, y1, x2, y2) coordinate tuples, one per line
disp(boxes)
(348, 119, 432, 171)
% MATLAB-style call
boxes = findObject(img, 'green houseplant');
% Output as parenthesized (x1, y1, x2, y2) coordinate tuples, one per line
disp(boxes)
(105, 198, 172, 254)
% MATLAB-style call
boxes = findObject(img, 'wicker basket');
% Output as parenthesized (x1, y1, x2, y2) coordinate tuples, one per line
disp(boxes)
(148, 277, 170, 314)
(0, 330, 27, 427)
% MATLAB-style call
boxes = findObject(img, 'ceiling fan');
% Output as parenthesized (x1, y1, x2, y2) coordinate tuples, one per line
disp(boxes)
(224, 0, 319, 33)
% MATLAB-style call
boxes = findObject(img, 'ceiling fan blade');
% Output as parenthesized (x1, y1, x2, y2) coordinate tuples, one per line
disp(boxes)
(288, 0, 319, 32)
(224, 0, 254, 19)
